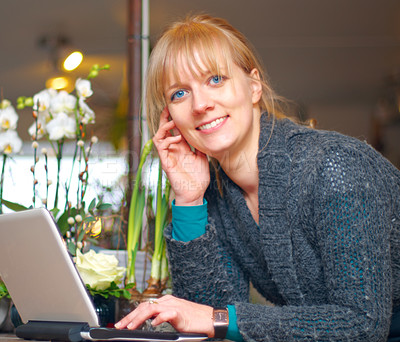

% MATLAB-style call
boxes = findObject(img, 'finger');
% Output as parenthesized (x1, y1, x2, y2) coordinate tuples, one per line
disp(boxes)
(115, 309, 140, 329)
(155, 294, 175, 302)
(158, 106, 171, 127)
(154, 135, 182, 153)
(194, 148, 206, 157)
(159, 108, 181, 138)
(151, 310, 179, 327)
(153, 122, 178, 148)
(171, 125, 182, 138)
(116, 303, 157, 330)
(125, 302, 165, 330)
(154, 120, 176, 140)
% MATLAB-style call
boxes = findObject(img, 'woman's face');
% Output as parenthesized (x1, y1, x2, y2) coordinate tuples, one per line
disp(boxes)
(163, 53, 262, 162)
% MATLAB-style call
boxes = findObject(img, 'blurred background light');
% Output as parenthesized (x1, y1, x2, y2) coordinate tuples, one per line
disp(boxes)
(46, 76, 69, 90)
(63, 51, 83, 71)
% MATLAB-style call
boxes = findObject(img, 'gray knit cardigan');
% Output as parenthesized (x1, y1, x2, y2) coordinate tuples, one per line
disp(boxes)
(164, 114, 400, 341)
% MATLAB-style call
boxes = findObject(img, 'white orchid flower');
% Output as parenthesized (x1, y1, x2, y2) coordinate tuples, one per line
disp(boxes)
(28, 114, 48, 139)
(46, 112, 77, 140)
(28, 110, 51, 139)
(33, 88, 57, 112)
(75, 78, 93, 98)
(0, 130, 23, 155)
(0, 99, 11, 109)
(78, 98, 95, 124)
(0, 105, 19, 131)
(50, 91, 77, 115)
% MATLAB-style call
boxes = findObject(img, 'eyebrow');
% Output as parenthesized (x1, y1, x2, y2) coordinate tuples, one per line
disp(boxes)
(165, 83, 180, 93)
(164, 66, 229, 95)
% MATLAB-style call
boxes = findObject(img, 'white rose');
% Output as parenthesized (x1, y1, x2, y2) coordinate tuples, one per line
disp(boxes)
(75, 250, 126, 291)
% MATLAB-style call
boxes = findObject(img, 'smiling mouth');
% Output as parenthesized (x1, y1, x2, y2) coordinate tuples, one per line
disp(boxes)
(197, 116, 228, 131)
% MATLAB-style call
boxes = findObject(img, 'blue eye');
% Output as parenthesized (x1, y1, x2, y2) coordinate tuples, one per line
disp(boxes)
(171, 90, 187, 101)
(210, 75, 223, 85)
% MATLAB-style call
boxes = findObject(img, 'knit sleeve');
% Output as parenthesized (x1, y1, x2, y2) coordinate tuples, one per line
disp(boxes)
(235, 143, 395, 341)
(164, 219, 250, 307)
(312, 145, 393, 339)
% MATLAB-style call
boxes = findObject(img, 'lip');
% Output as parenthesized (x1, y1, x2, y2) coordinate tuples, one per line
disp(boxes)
(196, 116, 228, 132)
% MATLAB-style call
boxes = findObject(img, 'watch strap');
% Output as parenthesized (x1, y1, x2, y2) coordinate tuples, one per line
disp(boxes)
(213, 307, 229, 339)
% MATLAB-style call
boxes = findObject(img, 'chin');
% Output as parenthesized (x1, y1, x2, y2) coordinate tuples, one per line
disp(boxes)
(193, 136, 236, 158)
(204, 145, 233, 160)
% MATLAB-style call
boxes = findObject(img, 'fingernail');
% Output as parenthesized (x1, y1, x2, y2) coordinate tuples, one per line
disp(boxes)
(114, 322, 121, 328)
(127, 323, 133, 329)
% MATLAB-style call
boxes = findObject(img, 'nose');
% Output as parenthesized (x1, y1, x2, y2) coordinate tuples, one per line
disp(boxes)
(192, 88, 214, 114)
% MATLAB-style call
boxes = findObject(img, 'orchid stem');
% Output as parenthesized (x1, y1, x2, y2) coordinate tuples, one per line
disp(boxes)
(0, 154, 7, 214)
(54, 140, 64, 209)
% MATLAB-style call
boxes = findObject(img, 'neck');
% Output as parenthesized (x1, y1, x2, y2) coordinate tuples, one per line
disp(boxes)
(220, 148, 259, 195)
(217, 114, 260, 196)
(220, 147, 260, 224)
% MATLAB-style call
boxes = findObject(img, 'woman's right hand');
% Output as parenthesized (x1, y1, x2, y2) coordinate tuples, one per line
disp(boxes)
(153, 108, 210, 206)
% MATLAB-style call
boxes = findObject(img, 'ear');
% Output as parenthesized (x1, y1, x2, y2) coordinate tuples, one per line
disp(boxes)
(249, 68, 263, 104)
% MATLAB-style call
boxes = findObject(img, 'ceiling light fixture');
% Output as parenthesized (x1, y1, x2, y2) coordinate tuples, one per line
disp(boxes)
(38, 34, 84, 72)
(38, 34, 84, 91)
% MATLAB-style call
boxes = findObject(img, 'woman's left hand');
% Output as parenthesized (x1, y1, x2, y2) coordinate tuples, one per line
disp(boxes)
(115, 295, 215, 337)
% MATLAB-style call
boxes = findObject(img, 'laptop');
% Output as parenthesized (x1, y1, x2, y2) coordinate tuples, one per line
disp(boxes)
(0, 208, 207, 342)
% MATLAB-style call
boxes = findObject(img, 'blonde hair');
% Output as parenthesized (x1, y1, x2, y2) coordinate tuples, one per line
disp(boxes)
(145, 14, 288, 135)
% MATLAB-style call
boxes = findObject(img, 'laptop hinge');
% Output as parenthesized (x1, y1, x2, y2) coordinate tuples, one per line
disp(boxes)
(16, 320, 89, 341)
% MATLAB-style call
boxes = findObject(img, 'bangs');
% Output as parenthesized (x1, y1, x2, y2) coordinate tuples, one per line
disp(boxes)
(162, 26, 234, 87)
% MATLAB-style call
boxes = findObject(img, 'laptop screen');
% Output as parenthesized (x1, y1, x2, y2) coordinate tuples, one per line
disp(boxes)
(0, 208, 99, 327)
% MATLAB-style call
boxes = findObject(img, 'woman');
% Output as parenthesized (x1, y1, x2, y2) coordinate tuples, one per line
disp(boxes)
(116, 14, 400, 341)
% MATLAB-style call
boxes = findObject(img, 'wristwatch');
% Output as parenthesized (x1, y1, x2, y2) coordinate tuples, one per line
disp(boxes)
(213, 307, 229, 339)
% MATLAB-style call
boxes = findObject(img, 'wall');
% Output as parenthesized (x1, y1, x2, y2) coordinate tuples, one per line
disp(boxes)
(306, 102, 400, 168)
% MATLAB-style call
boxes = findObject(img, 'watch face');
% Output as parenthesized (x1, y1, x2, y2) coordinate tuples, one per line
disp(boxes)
(214, 309, 228, 324)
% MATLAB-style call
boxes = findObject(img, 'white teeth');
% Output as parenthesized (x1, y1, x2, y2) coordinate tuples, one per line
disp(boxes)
(198, 117, 226, 130)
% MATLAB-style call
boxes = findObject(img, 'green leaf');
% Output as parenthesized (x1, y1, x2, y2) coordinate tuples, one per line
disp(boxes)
(84, 216, 97, 222)
(0, 282, 10, 299)
(122, 289, 131, 299)
(125, 283, 135, 289)
(50, 207, 60, 218)
(57, 209, 77, 235)
(88, 198, 96, 212)
(83, 281, 134, 300)
(109, 282, 118, 289)
(85, 237, 99, 245)
(1, 199, 28, 212)
(96, 203, 112, 211)
(67, 241, 76, 256)
(77, 229, 85, 242)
